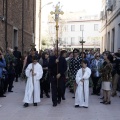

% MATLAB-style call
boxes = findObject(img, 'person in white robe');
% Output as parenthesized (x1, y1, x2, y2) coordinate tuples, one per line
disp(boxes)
(75, 60, 91, 108)
(23, 56, 43, 107)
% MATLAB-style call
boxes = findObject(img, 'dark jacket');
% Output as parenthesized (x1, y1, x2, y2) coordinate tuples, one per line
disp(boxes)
(48, 56, 57, 76)
(48, 56, 67, 76)
(115, 58, 120, 75)
(58, 56, 67, 76)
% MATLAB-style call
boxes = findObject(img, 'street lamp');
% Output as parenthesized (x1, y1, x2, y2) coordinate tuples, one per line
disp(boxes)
(41, 2, 53, 9)
(39, 1, 53, 50)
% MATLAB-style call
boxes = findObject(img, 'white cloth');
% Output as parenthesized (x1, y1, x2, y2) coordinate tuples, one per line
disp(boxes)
(23, 63, 43, 103)
(75, 67, 91, 107)
(102, 82, 111, 90)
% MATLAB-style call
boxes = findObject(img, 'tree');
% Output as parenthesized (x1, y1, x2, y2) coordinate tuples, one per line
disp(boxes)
(41, 36, 51, 50)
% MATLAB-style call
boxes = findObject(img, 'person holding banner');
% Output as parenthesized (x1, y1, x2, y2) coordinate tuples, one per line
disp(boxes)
(75, 60, 91, 108)
(23, 56, 43, 107)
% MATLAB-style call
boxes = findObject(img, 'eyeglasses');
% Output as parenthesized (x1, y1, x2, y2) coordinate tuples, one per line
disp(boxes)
(96, 56, 100, 57)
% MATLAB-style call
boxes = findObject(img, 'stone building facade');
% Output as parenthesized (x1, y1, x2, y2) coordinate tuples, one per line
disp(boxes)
(48, 11, 101, 51)
(0, 0, 40, 53)
(100, 0, 120, 52)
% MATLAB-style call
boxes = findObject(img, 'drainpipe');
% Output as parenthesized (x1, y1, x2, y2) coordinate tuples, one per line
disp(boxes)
(33, 0, 35, 43)
(5, 0, 8, 51)
(22, 0, 24, 54)
(3, 0, 4, 16)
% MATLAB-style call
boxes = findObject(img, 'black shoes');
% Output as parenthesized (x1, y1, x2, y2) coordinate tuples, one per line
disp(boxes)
(75, 105, 88, 108)
(8, 90, 13, 92)
(23, 103, 29, 107)
(62, 97, 66, 100)
(0, 95, 6, 97)
(104, 101, 111, 105)
(23, 103, 38, 107)
(75, 105, 79, 108)
(57, 100, 61, 104)
(46, 94, 50, 98)
(40, 94, 43, 98)
(100, 101, 111, 104)
(69, 89, 74, 93)
(53, 103, 57, 107)
(100, 101, 106, 104)
(34, 103, 37, 106)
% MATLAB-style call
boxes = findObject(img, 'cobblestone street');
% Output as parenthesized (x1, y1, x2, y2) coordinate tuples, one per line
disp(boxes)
(0, 80, 120, 120)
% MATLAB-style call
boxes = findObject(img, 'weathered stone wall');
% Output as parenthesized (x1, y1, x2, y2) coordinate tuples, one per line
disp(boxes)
(0, 0, 36, 53)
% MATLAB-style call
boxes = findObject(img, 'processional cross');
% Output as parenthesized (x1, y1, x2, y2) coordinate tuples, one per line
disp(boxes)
(50, 3, 64, 87)
(79, 30, 86, 102)
(50, 5, 64, 57)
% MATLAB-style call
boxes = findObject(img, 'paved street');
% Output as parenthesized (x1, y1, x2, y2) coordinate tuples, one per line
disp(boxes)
(0, 80, 120, 120)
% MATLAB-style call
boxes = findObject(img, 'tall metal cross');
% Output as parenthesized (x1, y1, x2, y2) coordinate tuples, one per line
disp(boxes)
(50, 5, 64, 57)
(79, 30, 85, 102)
(80, 30, 85, 61)
(50, 3, 64, 87)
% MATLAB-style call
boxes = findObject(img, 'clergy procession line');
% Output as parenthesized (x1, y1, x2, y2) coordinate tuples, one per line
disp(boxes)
(0, 47, 120, 108)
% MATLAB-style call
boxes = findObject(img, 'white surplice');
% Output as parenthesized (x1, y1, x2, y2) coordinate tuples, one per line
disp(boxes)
(23, 62, 43, 103)
(75, 67, 91, 107)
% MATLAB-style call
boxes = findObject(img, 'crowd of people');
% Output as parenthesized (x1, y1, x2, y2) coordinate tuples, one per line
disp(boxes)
(0, 46, 120, 108)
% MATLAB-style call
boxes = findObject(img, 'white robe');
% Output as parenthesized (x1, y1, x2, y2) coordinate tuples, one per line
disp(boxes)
(75, 67, 91, 107)
(23, 63, 43, 103)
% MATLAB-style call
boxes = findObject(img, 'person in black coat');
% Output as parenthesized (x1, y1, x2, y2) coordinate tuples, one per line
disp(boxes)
(111, 53, 120, 96)
(39, 52, 50, 98)
(13, 47, 22, 82)
(7, 61, 15, 92)
(25, 48, 38, 69)
(49, 49, 67, 107)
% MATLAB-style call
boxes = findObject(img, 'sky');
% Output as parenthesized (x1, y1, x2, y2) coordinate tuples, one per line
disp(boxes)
(41, 0, 102, 21)
(41, 0, 102, 34)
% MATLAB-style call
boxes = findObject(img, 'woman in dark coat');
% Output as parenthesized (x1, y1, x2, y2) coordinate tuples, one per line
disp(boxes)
(39, 52, 50, 98)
